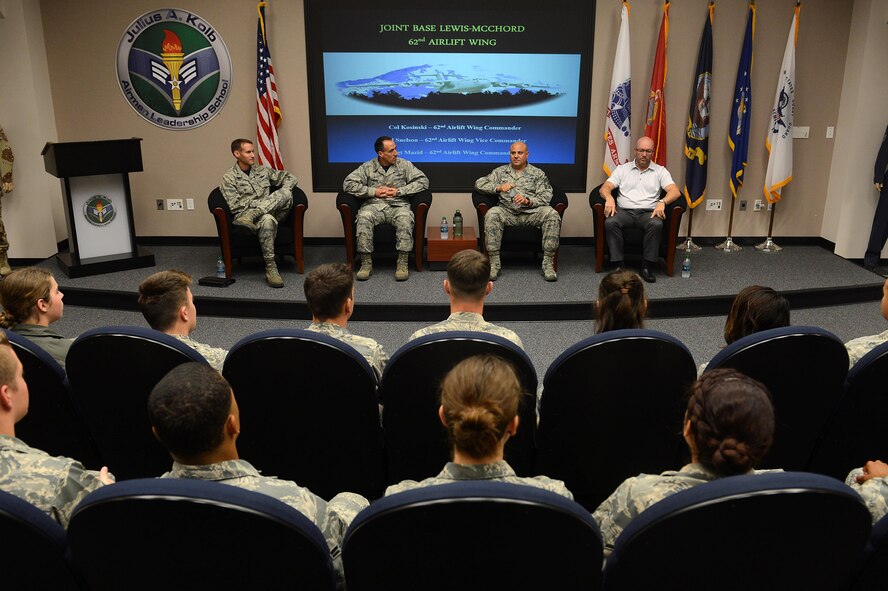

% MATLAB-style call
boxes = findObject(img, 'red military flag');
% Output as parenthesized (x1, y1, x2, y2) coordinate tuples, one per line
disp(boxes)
(644, 1, 669, 167)
(256, 1, 284, 170)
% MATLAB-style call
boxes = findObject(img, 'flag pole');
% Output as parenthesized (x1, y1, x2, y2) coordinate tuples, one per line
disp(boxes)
(755, 203, 782, 251)
(716, 200, 742, 251)
(678, 208, 702, 251)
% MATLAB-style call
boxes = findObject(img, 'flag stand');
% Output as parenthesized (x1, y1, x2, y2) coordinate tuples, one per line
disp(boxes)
(677, 207, 702, 251)
(755, 204, 782, 252)
(716, 200, 742, 251)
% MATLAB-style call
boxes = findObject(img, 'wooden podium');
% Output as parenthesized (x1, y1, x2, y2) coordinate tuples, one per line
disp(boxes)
(42, 138, 155, 278)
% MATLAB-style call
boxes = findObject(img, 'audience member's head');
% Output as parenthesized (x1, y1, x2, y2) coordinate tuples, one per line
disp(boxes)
(439, 354, 521, 462)
(138, 270, 195, 333)
(230, 138, 252, 155)
(684, 368, 774, 477)
(596, 269, 647, 334)
(0, 330, 29, 430)
(723, 285, 790, 345)
(0, 267, 63, 329)
(304, 263, 354, 322)
(148, 362, 238, 464)
(445, 249, 491, 301)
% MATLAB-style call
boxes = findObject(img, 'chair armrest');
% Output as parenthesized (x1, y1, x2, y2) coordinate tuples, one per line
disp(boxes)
(336, 191, 362, 224)
(550, 186, 569, 216)
(407, 189, 433, 215)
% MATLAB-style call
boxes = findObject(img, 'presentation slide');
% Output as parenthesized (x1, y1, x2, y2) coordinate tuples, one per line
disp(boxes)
(305, 0, 595, 192)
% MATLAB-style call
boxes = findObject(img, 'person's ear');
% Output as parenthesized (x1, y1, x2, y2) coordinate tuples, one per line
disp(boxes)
(178, 304, 189, 323)
(438, 405, 447, 427)
(443, 280, 451, 295)
(150, 425, 161, 442)
(507, 415, 519, 436)
(35, 298, 49, 314)
(485, 281, 492, 295)
(226, 413, 241, 438)
(0, 384, 12, 411)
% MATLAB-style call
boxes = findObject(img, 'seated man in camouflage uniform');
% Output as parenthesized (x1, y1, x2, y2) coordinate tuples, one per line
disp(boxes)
(407, 249, 523, 349)
(304, 263, 388, 379)
(148, 362, 368, 589)
(845, 276, 888, 367)
(220, 138, 297, 288)
(0, 330, 113, 527)
(138, 270, 228, 372)
(343, 136, 429, 281)
(474, 141, 561, 281)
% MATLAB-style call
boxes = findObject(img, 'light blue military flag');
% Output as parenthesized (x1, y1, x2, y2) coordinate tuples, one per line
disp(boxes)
(729, 3, 755, 199)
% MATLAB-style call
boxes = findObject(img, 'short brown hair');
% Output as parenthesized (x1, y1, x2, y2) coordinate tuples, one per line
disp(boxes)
(723, 286, 790, 345)
(231, 138, 253, 154)
(304, 263, 354, 321)
(440, 354, 522, 460)
(138, 270, 192, 331)
(447, 250, 490, 300)
(0, 267, 54, 328)
(0, 330, 16, 388)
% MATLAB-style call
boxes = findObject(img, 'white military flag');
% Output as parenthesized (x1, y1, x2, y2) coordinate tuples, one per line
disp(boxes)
(604, 2, 631, 176)
(764, 4, 799, 203)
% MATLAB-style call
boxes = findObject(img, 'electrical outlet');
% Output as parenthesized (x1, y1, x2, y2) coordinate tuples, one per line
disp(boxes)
(186, 198, 195, 210)
(826, 126, 835, 139)
(705, 199, 722, 211)
(166, 199, 184, 211)
(754, 200, 763, 211)
(739, 200, 747, 211)
(792, 126, 810, 139)
(156, 199, 164, 210)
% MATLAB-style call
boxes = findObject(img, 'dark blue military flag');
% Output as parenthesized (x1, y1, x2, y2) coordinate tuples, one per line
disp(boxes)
(729, 3, 755, 199)
(683, 3, 714, 209)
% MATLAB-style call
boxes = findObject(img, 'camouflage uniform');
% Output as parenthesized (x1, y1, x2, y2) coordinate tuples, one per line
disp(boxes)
(306, 322, 388, 379)
(385, 460, 572, 499)
(407, 312, 524, 350)
(592, 463, 780, 556)
(846, 468, 888, 523)
(0, 126, 13, 259)
(12, 323, 73, 370)
(219, 164, 296, 261)
(474, 163, 560, 255)
(172, 334, 228, 372)
(343, 158, 428, 254)
(845, 329, 888, 368)
(0, 434, 108, 527)
(162, 459, 368, 589)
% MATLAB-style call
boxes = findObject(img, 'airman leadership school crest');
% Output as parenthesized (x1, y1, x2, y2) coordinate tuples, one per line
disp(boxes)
(84, 195, 116, 226)
(117, 9, 232, 130)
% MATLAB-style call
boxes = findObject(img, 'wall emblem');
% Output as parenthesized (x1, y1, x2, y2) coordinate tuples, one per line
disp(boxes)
(116, 9, 232, 130)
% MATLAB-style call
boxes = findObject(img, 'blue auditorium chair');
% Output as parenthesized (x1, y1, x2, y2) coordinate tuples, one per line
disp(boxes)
(704, 325, 849, 472)
(343, 481, 603, 591)
(602, 472, 871, 591)
(0, 489, 79, 590)
(7, 330, 102, 469)
(379, 331, 537, 485)
(852, 510, 888, 590)
(223, 329, 385, 500)
(65, 326, 209, 480)
(537, 329, 696, 510)
(68, 478, 336, 590)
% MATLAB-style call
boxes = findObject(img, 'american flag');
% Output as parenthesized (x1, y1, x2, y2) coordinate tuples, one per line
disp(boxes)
(256, 2, 284, 170)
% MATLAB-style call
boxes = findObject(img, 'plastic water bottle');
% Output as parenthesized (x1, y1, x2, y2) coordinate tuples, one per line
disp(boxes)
(440, 216, 449, 240)
(681, 255, 691, 279)
(453, 210, 463, 238)
(216, 257, 226, 279)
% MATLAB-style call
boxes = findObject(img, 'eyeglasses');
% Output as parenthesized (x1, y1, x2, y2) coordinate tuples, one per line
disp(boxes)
(635, 148, 654, 154)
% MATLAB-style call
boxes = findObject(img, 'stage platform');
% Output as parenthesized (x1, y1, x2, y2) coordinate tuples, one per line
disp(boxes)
(43, 243, 883, 322)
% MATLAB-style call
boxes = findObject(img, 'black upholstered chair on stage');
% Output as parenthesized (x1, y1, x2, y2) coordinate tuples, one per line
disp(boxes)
(704, 326, 849, 473)
(7, 330, 102, 470)
(537, 330, 697, 511)
(336, 189, 432, 271)
(223, 329, 385, 500)
(472, 186, 568, 268)
(809, 340, 888, 479)
(208, 185, 308, 277)
(379, 332, 537, 486)
(602, 472, 871, 591)
(589, 184, 685, 275)
(66, 326, 210, 481)
(0, 490, 80, 590)
(68, 479, 336, 591)
(343, 482, 603, 591)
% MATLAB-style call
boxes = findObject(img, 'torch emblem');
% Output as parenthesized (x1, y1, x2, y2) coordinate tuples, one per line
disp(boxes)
(151, 30, 198, 113)
(84, 195, 116, 227)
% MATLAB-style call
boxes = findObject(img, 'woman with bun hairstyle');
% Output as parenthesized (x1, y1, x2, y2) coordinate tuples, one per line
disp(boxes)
(592, 368, 777, 556)
(596, 269, 647, 334)
(384, 354, 572, 498)
(0, 267, 73, 369)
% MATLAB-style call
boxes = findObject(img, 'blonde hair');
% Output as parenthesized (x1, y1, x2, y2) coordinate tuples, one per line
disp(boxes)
(439, 355, 521, 460)
(0, 267, 54, 328)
